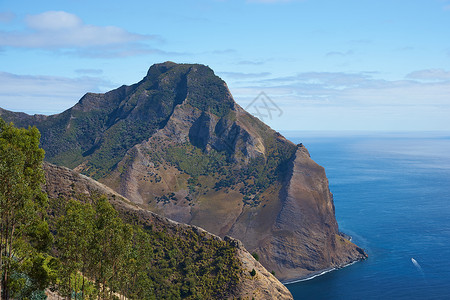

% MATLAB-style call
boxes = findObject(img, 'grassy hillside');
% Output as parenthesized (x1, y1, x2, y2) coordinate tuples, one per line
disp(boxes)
(47, 193, 241, 299)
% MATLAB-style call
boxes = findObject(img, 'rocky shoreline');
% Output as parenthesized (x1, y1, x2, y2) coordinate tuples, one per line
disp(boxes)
(282, 258, 364, 285)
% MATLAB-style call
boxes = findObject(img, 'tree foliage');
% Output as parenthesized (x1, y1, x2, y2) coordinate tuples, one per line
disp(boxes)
(0, 118, 53, 299)
(50, 194, 241, 299)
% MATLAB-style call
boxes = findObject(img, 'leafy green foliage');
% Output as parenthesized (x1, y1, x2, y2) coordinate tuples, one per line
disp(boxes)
(0, 117, 52, 299)
(49, 194, 241, 299)
(55, 199, 95, 298)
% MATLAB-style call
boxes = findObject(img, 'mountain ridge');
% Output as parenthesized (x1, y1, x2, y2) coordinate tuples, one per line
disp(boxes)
(43, 162, 293, 299)
(0, 61, 367, 281)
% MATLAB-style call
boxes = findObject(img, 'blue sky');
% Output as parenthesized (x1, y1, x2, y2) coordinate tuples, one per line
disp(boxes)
(1, 0, 450, 131)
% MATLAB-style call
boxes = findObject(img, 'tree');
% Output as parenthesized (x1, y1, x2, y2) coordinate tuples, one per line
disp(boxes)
(0, 118, 49, 299)
(56, 199, 95, 299)
(88, 195, 132, 299)
(251, 252, 259, 261)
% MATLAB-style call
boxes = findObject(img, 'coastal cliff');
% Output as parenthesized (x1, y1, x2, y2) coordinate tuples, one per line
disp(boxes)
(256, 146, 367, 280)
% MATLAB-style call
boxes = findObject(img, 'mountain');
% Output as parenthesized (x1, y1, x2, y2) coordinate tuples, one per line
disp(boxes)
(43, 162, 293, 299)
(0, 62, 367, 281)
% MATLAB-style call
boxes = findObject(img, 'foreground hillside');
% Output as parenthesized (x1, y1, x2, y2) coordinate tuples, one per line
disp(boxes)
(0, 118, 291, 299)
(0, 62, 367, 280)
(43, 162, 293, 299)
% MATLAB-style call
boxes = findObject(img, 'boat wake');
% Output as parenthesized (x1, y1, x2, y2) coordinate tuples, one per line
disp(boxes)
(411, 257, 428, 284)
(411, 258, 423, 273)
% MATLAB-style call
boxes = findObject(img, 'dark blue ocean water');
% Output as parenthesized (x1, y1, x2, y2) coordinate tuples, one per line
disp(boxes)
(283, 132, 450, 300)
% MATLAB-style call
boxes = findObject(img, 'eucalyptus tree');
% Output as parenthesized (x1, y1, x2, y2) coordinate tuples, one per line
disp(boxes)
(0, 118, 50, 299)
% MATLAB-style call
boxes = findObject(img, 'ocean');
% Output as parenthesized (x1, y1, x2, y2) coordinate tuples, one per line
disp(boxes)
(282, 132, 450, 300)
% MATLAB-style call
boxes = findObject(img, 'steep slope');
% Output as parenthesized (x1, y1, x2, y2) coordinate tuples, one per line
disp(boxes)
(0, 62, 367, 281)
(43, 162, 293, 299)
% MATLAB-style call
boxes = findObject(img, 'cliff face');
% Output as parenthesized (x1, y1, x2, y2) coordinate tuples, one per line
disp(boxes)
(253, 146, 367, 280)
(0, 62, 366, 281)
(43, 162, 293, 299)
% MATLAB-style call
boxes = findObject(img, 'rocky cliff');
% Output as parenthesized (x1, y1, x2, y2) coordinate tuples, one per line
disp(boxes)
(0, 62, 366, 281)
(253, 146, 367, 280)
(43, 162, 293, 299)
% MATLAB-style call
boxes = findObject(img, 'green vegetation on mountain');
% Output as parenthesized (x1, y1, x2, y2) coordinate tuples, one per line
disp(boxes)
(49, 194, 241, 299)
(165, 142, 228, 178)
(0, 118, 244, 299)
(149, 133, 296, 206)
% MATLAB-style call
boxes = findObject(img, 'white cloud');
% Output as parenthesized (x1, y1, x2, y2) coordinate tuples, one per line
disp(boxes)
(25, 11, 82, 31)
(219, 71, 271, 79)
(0, 72, 114, 115)
(0, 11, 162, 57)
(406, 69, 450, 81)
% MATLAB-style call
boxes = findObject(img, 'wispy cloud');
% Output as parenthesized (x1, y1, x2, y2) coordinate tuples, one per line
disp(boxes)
(254, 71, 378, 90)
(237, 60, 266, 65)
(229, 70, 450, 108)
(227, 70, 450, 130)
(0, 71, 114, 115)
(326, 50, 354, 57)
(219, 71, 271, 79)
(406, 69, 450, 81)
(58, 44, 186, 59)
(75, 69, 103, 75)
(0, 11, 162, 58)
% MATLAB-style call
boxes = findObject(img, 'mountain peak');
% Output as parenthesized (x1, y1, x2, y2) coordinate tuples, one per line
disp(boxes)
(146, 61, 179, 76)
(144, 61, 216, 83)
